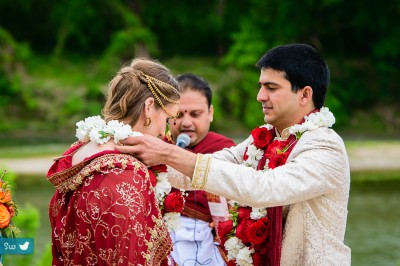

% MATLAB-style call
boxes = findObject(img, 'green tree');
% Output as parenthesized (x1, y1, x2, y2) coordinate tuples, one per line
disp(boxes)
(218, 0, 400, 129)
(0, 27, 36, 131)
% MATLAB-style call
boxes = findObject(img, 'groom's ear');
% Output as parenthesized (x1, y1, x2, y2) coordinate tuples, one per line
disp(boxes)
(299, 86, 313, 105)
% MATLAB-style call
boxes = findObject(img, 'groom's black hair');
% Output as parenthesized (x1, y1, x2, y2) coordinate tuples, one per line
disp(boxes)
(256, 43, 329, 109)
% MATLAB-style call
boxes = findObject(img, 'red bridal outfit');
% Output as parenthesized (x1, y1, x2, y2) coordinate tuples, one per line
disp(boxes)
(47, 141, 172, 266)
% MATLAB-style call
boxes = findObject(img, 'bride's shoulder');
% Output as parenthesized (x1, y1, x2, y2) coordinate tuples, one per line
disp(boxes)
(72, 141, 116, 165)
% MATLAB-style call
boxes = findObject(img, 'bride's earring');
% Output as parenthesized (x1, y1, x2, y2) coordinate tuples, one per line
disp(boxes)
(144, 117, 152, 129)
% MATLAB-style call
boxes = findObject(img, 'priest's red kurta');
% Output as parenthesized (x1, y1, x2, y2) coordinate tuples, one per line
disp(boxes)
(47, 142, 172, 266)
(170, 132, 235, 222)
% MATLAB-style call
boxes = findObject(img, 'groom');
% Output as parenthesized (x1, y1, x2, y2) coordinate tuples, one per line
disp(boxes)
(117, 43, 351, 265)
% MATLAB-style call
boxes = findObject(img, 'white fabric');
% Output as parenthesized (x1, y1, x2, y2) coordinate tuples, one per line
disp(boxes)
(169, 127, 351, 265)
(170, 216, 226, 266)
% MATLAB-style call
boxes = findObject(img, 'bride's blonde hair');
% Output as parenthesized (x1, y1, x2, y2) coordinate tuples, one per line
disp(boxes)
(102, 58, 180, 126)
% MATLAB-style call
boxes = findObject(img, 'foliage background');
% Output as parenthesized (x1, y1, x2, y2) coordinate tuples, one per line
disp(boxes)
(1, 1, 400, 265)
(1, 0, 400, 140)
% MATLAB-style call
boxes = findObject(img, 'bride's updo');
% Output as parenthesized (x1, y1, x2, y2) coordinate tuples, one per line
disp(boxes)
(102, 58, 180, 126)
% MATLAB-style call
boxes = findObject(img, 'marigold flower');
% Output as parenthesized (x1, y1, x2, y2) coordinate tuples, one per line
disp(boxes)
(0, 188, 12, 203)
(8, 205, 15, 217)
(0, 203, 11, 229)
(0, 170, 18, 234)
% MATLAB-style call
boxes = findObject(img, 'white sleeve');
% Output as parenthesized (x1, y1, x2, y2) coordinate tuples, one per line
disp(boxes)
(191, 128, 350, 208)
(167, 136, 252, 190)
(211, 136, 251, 164)
(167, 166, 195, 190)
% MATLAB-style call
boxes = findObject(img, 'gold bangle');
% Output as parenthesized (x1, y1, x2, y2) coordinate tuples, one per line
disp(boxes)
(191, 154, 211, 189)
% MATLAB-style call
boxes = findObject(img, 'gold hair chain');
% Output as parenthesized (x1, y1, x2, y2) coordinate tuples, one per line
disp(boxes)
(140, 71, 180, 119)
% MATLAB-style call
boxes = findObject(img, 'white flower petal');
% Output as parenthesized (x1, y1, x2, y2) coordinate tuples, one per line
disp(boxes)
(236, 246, 254, 266)
(225, 237, 245, 260)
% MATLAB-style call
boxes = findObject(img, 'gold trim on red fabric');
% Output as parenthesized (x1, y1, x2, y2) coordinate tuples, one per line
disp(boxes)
(47, 154, 139, 192)
(143, 217, 173, 266)
(48, 152, 173, 265)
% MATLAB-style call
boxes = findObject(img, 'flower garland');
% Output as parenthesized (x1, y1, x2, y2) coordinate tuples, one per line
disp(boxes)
(242, 107, 335, 171)
(75, 116, 186, 231)
(76, 115, 143, 144)
(0, 171, 19, 238)
(218, 202, 270, 266)
(150, 164, 186, 231)
(217, 107, 335, 266)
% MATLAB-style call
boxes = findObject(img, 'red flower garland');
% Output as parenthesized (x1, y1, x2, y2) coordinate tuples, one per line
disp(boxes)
(148, 165, 186, 229)
(163, 191, 185, 213)
(251, 126, 274, 149)
(217, 126, 298, 266)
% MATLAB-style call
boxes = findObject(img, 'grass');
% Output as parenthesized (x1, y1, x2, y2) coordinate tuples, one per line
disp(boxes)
(0, 143, 70, 158)
(351, 170, 400, 182)
(344, 139, 400, 148)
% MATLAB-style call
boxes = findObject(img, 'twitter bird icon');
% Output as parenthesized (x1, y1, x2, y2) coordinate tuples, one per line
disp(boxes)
(0, 238, 34, 254)
(19, 241, 30, 251)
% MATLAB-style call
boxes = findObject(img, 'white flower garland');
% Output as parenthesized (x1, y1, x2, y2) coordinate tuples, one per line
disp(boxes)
(224, 236, 254, 266)
(236, 246, 255, 266)
(288, 106, 335, 137)
(153, 170, 184, 231)
(225, 237, 246, 261)
(228, 200, 267, 221)
(224, 201, 267, 264)
(75, 115, 182, 231)
(76, 115, 143, 144)
(243, 124, 273, 169)
(243, 107, 335, 169)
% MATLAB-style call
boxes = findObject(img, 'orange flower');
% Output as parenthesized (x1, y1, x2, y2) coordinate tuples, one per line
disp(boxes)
(0, 203, 11, 228)
(8, 205, 15, 217)
(0, 188, 12, 203)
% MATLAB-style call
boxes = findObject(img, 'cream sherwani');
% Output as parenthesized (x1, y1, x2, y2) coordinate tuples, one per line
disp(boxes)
(169, 127, 351, 265)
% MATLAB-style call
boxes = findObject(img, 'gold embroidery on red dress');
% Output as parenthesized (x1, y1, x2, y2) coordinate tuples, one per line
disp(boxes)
(49, 153, 172, 265)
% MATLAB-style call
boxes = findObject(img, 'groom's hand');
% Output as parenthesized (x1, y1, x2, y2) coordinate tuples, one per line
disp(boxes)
(116, 135, 171, 166)
(117, 134, 197, 177)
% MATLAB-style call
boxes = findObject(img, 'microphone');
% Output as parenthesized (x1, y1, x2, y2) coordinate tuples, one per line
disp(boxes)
(176, 133, 190, 148)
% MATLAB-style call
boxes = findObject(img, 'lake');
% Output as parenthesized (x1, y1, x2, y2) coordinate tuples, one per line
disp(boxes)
(345, 179, 400, 265)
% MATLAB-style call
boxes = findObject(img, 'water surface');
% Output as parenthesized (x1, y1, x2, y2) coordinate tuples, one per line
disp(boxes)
(11, 174, 400, 265)
(345, 179, 400, 265)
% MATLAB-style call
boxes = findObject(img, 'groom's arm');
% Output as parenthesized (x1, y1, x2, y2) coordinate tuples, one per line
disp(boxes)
(190, 129, 349, 208)
(117, 134, 249, 177)
(117, 135, 197, 177)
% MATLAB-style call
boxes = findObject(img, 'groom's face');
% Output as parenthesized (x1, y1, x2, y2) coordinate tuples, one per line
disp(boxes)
(257, 68, 302, 132)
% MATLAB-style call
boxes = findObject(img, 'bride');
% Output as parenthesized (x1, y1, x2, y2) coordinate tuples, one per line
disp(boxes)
(47, 58, 180, 266)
